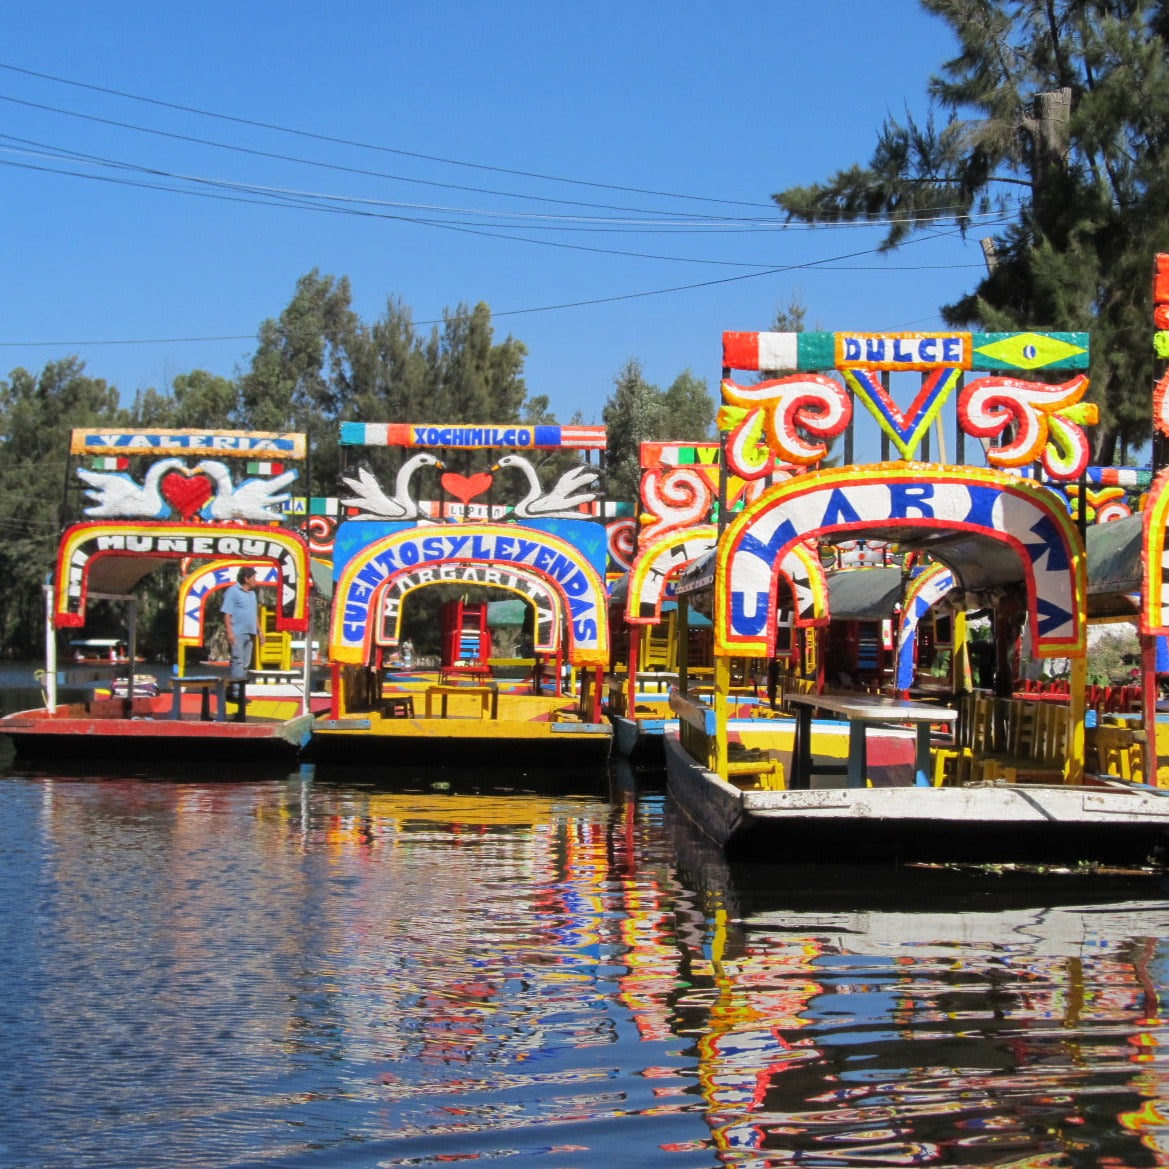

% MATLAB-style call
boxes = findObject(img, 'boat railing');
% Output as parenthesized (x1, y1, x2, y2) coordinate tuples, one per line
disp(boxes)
(668, 686, 716, 769)
(936, 692, 1079, 785)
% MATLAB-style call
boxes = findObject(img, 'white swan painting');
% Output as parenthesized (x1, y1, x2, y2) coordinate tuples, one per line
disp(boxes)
(339, 453, 444, 520)
(191, 460, 298, 522)
(78, 457, 297, 522)
(491, 455, 600, 519)
(77, 458, 189, 519)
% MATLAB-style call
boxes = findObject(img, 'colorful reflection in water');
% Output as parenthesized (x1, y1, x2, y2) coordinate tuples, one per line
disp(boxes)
(0, 763, 1168, 1168)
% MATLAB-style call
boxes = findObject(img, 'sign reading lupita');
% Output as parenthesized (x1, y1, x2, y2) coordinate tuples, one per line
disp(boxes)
(332, 524, 609, 666)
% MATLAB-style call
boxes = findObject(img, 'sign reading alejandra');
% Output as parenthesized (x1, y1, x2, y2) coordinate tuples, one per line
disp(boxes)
(333, 524, 608, 665)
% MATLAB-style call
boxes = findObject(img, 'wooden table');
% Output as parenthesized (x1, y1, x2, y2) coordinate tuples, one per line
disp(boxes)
(169, 674, 227, 722)
(424, 683, 499, 719)
(785, 693, 958, 790)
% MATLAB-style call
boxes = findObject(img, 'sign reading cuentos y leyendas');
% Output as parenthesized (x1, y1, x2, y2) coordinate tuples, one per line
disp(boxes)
(331, 524, 608, 665)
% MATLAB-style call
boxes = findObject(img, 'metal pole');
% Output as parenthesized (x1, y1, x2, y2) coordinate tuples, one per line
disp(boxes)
(43, 576, 57, 713)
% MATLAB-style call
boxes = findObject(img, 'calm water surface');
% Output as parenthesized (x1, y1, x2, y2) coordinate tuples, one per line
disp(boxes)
(2, 745, 1169, 1168)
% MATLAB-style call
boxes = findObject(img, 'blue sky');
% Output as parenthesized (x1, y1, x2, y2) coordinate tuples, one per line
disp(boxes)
(3, 1, 987, 430)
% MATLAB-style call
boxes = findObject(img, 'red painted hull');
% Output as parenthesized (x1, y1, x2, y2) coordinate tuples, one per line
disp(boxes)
(1, 700, 312, 761)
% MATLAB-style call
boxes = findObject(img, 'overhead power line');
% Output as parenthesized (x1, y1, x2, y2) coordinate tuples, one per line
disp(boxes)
(0, 60, 778, 211)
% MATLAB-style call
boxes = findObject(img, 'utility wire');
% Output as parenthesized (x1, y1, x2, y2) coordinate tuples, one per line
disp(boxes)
(0, 60, 778, 210)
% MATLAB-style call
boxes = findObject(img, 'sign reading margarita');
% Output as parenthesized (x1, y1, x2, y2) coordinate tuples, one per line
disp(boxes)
(332, 523, 608, 665)
(378, 563, 560, 651)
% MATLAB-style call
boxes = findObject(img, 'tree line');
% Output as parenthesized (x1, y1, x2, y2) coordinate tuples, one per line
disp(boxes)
(0, 270, 715, 658)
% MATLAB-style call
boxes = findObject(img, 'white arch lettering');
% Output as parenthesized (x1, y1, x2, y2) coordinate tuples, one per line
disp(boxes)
(716, 466, 1084, 658)
(331, 523, 609, 666)
(373, 562, 562, 651)
(54, 522, 310, 630)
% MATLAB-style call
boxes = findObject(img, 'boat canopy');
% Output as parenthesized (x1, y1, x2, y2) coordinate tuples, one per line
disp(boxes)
(1084, 513, 1142, 621)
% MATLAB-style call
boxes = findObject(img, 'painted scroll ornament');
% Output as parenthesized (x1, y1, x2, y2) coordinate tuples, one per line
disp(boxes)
(719, 374, 852, 470)
(958, 374, 1096, 480)
(1064, 484, 1130, 525)
(638, 465, 714, 544)
(607, 517, 637, 574)
(1154, 368, 1169, 440)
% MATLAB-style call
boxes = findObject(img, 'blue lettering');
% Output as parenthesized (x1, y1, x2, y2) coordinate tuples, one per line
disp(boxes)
(918, 337, 936, 362)
(412, 426, 426, 444)
(471, 535, 493, 559)
(356, 561, 384, 590)
(893, 338, 914, 363)
(820, 488, 863, 527)
(514, 538, 540, 563)
(399, 541, 420, 567)
(572, 618, 597, 642)
(1024, 514, 1071, 572)
(889, 484, 935, 519)
(731, 590, 771, 636)
(495, 536, 514, 560)
(444, 535, 471, 558)
(422, 536, 445, 560)
(843, 337, 861, 361)
(1035, 595, 1071, 637)
(546, 552, 574, 582)
(739, 516, 800, 566)
(942, 337, 963, 364)
(961, 484, 999, 530)
(560, 569, 589, 597)
(866, 338, 886, 363)
(517, 428, 532, 447)
(534, 545, 555, 571)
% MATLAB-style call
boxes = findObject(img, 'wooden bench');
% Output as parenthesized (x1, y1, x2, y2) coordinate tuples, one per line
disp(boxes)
(380, 695, 416, 719)
(424, 683, 499, 719)
(169, 675, 226, 722)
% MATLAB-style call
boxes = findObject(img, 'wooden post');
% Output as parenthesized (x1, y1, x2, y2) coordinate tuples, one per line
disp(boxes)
(626, 625, 641, 717)
(676, 596, 690, 693)
(1142, 633, 1160, 787)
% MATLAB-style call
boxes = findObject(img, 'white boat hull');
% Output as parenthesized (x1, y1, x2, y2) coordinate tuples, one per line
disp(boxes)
(664, 736, 1169, 867)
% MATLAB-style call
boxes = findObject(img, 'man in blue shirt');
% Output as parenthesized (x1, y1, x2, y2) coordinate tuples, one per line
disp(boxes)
(222, 566, 264, 719)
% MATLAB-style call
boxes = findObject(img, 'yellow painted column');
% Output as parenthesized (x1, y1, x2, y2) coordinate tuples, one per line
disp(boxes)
(1067, 654, 1086, 786)
(713, 655, 730, 779)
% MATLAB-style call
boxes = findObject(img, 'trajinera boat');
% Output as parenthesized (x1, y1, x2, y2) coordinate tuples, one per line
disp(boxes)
(662, 310, 1169, 868)
(0, 427, 316, 760)
(305, 421, 613, 766)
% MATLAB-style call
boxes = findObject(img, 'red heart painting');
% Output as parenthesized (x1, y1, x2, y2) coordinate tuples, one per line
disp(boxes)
(160, 471, 215, 519)
(441, 471, 493, 505)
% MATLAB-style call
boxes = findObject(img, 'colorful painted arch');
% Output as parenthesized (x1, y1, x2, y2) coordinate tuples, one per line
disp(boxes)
(372, 561, 563, 653)
(177, 559, 285, 649)
(329, 522, 609, 667)
(55, 521, 311, 630)
(715, 463, 1085, 660)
